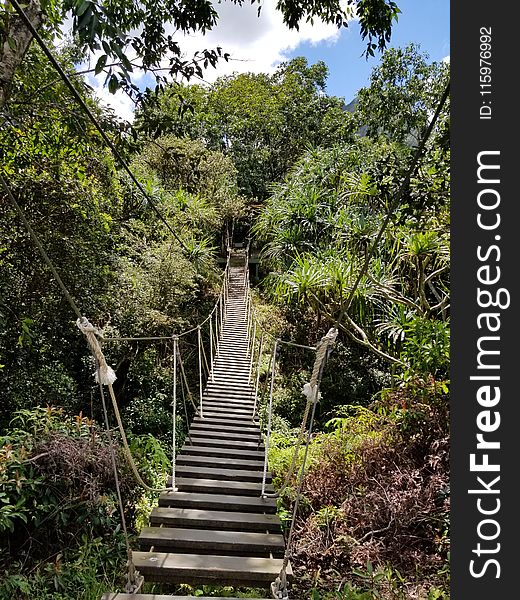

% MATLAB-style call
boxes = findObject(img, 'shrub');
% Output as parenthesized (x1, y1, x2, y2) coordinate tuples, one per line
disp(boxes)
(0, 406, 149, 599)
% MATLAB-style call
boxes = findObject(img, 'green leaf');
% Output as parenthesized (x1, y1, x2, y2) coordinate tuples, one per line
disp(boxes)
(94, 54, 108, 74)
(108, 74, 119, 94)
(76, 0, 91, 17)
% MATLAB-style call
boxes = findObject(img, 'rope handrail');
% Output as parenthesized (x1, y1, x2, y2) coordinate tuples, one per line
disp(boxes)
(101, 250, 232, 343)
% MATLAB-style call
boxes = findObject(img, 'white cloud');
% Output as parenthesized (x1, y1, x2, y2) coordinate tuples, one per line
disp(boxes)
(87, 0, 352, 121)
(442, 55, 450, 63)
(87, 75, 137, 123)
(179, 0, 346, 79)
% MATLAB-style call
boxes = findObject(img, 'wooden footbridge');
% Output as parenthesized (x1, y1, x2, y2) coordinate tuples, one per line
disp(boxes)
(102, 256, 293, 599)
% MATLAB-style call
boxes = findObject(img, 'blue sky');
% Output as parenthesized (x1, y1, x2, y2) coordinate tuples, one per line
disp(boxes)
(287, 0, 450, 103)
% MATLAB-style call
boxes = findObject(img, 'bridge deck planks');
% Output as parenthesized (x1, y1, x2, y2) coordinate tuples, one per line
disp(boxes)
(104, 261, 291, 596)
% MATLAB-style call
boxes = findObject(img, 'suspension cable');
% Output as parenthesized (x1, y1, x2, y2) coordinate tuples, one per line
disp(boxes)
(98, 379, 143, 594)
(171, 336, 178, 491)
(261, 339, 278, 497)
(197, 326, 204, 418)
(7, 0, 190, 254)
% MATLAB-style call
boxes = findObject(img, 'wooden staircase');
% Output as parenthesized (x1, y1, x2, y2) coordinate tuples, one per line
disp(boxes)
(103, 262, 291, 599)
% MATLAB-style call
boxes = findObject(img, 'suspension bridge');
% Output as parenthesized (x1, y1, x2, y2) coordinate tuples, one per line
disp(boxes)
(2, 172, 336, 596)
(3, 169, 334, 599)
(92, 249, 335, 600)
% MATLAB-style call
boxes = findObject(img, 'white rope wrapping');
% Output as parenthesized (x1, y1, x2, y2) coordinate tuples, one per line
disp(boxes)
(76, 317, 117, 385)
(269, 326, 338, 598)
(302, 327, 338, 401)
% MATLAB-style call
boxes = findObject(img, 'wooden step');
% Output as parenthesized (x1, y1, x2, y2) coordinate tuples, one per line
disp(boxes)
(193, 416, 258, 428)
(204, 387, 254, 397)
(181, 444, 263, 460)
(201, 411, 255, 421)
(131, 551, 292, 587)
(174, 477, 274, 496)
(176, 454, 265, 471)
(201, 402, 254, 412)
(205, 385, 254, 395)
(189, 422, 261, 435)
(209, 379, 250, 386)
(211, 372, 250, 380)
(202, 396, 254, 406)
(201, 404, 254, 415)
(174, 465, 270, 482)
(149, 507, 282, 532)
(205, 387, 254, 397)
(211, 366, 250, 374)
(188, 430, 260, 443)
(102, 594, 267, 600)
(187, 437, 262, 450)
(159, 491, 277, 513)
(210, 369, 250, 376)
(138, 527, 285, 556)
(214, 356, 248, 361)
(216, 346, 249, 353)
(200, 406, 254, 416)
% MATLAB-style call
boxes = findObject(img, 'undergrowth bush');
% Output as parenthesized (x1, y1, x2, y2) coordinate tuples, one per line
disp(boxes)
(0, 405, 165, 600)
(269, 378, 450, 599)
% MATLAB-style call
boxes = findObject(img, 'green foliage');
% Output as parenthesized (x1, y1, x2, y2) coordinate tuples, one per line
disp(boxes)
(254, 49, 450, 382)
(401, 316, 449, 378)
(1, 22, 449, 600)
(355, 44, 450, 145)
(1, 0, 401, 110)
(0, 406, 145, 599)
(131, 135, 244, 223)
(0, 535, 126, 600)
(137, 58, 356, 198)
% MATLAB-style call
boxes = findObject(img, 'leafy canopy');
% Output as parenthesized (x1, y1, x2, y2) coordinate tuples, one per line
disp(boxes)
(136, 58, 356, 198)
(2, 0, 400, 100)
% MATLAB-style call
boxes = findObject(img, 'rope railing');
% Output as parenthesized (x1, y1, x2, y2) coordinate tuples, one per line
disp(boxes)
(75, 248, 234, 500)
(239, 253, 339, 599)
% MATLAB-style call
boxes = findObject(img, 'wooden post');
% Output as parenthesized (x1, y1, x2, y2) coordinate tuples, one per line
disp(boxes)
(197, 326, 204, 418)
(171, 336, 178, 491)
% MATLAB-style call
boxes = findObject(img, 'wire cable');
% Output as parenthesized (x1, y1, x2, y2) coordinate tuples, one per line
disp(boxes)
(7, 0, 189, 254)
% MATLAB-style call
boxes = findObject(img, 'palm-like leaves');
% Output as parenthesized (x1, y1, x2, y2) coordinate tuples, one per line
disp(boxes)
(254, 135, 450, 375)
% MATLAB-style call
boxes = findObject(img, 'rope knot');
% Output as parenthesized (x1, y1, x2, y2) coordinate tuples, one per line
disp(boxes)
(271, 572, 289, 599)
(76, 317, 117, 386)
(303, 327, 338, 400)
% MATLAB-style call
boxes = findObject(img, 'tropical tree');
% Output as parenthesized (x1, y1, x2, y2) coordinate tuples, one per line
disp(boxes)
(136, 58, 356, 198)
(0, 45, 225, 425)
(354, 43, 450, 146)
(0, 0, 401, 108)
(254, 131, 450, 378)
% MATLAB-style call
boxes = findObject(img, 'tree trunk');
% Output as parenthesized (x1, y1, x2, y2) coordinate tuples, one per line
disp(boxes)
(0, 0, 44, 109)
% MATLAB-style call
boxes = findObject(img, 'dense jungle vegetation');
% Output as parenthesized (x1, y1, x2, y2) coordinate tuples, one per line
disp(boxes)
(1, 2, 449, 595)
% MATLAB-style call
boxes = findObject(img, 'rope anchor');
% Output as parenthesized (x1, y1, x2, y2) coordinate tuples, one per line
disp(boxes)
(76, 317, 117, 385)
(271, 573, 289, 599)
